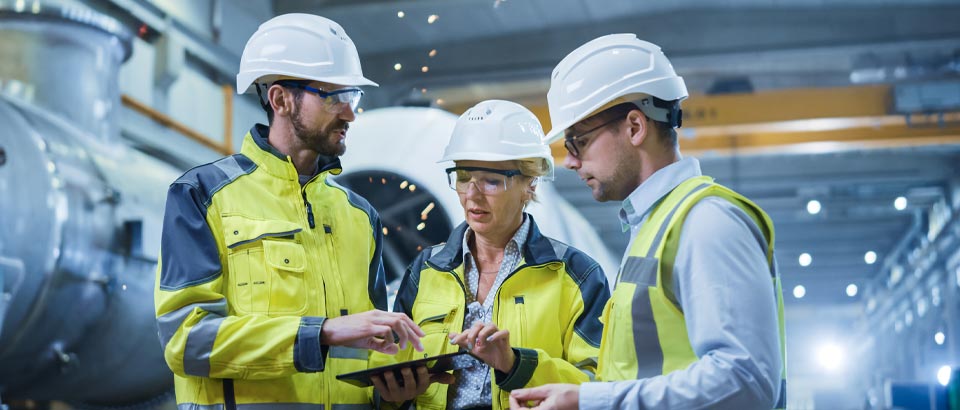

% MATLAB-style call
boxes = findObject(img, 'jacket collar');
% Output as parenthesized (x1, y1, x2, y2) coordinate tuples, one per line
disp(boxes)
(240, 124, 343, 181)
(426, 213, 560, 272)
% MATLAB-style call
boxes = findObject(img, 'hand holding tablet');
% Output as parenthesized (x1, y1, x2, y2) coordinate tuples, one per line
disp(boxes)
(336, 350, 470, 388)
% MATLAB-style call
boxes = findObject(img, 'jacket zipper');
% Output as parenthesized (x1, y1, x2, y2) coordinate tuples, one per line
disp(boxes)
(322, 221, 346, 311)
(301, 190, 315, 229)
(298, 178, 329, 406)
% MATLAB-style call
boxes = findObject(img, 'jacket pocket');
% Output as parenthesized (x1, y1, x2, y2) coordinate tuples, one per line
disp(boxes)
(411, 301, 459, 403)
(223, 216, 306, 315)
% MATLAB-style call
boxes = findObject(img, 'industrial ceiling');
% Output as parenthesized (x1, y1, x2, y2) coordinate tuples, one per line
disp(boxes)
(270, 0, 960, 310)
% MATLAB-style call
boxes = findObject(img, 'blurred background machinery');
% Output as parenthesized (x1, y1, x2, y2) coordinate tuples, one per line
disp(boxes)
(0, 4, 179, 408)
(0, 2, 615, 409)
(1, 0, 960, 409)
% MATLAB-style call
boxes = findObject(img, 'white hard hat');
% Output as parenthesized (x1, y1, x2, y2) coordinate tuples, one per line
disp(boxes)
(544, 34, 687, 144)
(440, 100, 554, 179)
(236, 13, 377, 94)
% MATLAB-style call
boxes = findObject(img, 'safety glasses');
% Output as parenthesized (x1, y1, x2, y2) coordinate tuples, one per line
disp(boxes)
(274, 80, 364, 113)
(445, 167, 525, 195)
(564, 116, 622, 159)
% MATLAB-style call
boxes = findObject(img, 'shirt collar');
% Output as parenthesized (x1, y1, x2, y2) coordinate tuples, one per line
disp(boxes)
(618, 157, 702, 231)
(461, 214, 531, 262)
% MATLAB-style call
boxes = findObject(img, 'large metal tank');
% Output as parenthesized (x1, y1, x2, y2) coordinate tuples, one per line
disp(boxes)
(0, 3, 617, 409)
(0, 2, 177, 407)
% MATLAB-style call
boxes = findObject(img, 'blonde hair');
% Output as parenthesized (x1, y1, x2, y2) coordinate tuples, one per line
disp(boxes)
(515, 157, 551, 203)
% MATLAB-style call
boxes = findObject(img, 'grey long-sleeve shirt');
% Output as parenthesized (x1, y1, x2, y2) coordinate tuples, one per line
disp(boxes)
(579, 157, 782, 410)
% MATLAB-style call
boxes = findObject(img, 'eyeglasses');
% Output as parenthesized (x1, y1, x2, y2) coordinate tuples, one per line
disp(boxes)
(564, 116, 622, 159)
(273, 80, 364, 113)
(445, 166, 524, 195)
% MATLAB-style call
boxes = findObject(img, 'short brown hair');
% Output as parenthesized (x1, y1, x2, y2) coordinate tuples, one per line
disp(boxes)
(581, 102, 677, 147)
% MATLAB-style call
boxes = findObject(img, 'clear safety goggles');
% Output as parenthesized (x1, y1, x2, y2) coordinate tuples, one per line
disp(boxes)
(274, 80, 364, 113)
(445, 166, 532, 195)
(564, 116, 620, 159)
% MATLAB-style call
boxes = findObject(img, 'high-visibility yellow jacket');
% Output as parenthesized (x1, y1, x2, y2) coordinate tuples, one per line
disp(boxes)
(375, 216, 610, 410)
(155, 124, 386, 410)
(597, 176, 787, 409)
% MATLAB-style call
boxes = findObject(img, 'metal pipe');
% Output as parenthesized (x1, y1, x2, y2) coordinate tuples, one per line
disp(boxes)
(121, 93, 231, 155)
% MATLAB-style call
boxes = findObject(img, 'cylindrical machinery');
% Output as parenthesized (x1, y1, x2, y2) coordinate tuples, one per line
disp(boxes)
(0, 3, 177, 408)
(0, 4, 617, 409)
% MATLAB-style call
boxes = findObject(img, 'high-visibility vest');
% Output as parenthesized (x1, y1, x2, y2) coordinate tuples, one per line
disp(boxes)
(597, 175, 787, 409)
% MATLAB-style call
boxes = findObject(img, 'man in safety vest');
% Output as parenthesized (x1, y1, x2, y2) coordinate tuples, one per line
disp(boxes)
(154, 14, 425, 409)
(509, 34, 786, 410)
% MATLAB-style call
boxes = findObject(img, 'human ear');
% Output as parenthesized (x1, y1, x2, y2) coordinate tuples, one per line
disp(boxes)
(627, 110, 647, 147)
(268, 84, 295, 118)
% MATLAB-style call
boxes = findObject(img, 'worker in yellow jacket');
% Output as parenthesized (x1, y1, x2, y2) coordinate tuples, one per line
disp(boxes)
(372, 100, 611, 410)
(154, 14, 424, 410)
(509, 35, 786, 410)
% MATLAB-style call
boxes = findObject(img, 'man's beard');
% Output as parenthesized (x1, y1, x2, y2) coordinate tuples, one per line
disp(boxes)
(291, 103, 348, 157)
(593, 150, 637, 202)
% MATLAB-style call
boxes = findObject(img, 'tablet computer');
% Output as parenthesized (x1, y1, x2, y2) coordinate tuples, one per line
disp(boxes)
(336, 350, 473, 388)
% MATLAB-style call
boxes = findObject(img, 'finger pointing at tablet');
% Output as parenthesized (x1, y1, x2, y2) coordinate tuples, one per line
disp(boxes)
(321, 310, 425, 354)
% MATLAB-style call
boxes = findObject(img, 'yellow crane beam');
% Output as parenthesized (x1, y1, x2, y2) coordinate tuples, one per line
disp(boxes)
(448, 84, 960, 161)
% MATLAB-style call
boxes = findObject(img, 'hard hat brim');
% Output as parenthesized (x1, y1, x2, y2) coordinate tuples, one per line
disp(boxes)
(237, 72, 379, 95)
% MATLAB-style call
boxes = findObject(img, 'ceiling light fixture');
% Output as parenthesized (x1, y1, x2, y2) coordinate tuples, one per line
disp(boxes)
(799, 253, 812, 267)
(894, 196, 908, 211)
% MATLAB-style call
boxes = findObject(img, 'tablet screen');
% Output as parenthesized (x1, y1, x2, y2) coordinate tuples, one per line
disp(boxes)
(336, 350, 473, 388)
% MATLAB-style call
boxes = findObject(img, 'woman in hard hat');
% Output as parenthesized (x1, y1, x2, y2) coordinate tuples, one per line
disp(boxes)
(371, 100, 610, 410)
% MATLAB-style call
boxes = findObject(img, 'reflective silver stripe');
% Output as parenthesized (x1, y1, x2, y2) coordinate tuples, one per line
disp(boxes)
(616, 182, 710, 379)
(549, 239, 569, 260)
(331, 405, 373, 410)
(213, 156, 245, 183)
(202, 156, 250, 208)
(183, 313, 226, 377)
(329, 346, 368, 360)
(619, 256, 663, 378)
(158, 299, 227, 352)
(179, 405, 223, 410)
(645, 183, 712, 258)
